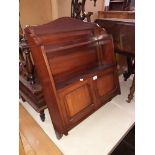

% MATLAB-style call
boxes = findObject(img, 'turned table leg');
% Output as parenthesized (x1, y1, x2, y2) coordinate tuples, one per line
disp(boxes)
(123, 56, 134, 81)
(127, 75, 135, 103)
(40, 110, 45, 122)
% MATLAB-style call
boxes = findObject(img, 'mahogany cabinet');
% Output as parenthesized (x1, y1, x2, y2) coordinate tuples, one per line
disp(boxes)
(24, 17, 120, 139)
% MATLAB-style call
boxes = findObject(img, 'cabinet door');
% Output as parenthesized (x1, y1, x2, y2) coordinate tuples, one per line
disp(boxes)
(58, 80, 95, 128)
(93, 67, 119, 106)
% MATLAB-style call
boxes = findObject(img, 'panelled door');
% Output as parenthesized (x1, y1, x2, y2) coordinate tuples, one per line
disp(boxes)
(92, 67, 119, 106)
(58, 79, 95, 128)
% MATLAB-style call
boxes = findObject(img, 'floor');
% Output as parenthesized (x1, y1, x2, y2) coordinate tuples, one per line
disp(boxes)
(20, 75, 135, 155)
(111, 125, 135, 155)
(19, 104, 63, 155)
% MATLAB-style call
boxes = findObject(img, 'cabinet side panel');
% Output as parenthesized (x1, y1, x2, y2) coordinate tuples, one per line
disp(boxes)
(24, 33, 66, 135)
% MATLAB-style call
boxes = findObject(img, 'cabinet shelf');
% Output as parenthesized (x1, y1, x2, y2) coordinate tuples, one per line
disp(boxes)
(55, 63, 115, 90)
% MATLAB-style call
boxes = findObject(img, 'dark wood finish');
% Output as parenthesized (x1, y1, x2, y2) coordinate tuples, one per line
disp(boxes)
(24, 17, 120, 139)
(123, 55, 134, 81)
(109, 0, 131, 11)
(40, 110, 45, 122)
(19, 38, 47, 121)
(71, 0, 96, 22)
(127, 75, 135, 103)
(98, 11, 135, 19)
(95, 18, 135, 54)
(95, 17, 135, 102)
(95, 18, 135, 79)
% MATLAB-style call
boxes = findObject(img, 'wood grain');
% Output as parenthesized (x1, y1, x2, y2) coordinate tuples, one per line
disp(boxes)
(19, 104, 63, 155)
(24, 17, 120, 138)
(19, 133, 26, 155)
(98, 11, 135, 19)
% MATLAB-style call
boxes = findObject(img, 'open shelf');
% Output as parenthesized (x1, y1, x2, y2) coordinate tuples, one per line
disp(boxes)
(55, 63, 115, 90)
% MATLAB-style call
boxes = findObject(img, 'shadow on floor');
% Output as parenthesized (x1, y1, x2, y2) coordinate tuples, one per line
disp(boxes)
(111, 125, 135, 155)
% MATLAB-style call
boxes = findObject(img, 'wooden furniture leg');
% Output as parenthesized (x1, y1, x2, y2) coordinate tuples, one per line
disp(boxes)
(40, 110, 45, 122)
(127, 75, 135, 103)
(55, 131, 63, 140)
(123, 56, 134, 81)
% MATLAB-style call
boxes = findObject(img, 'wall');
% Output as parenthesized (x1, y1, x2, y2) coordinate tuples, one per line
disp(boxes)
(57, 0, 104, 21)
(57, 0, 71, 18)
(20, 0, 104, 30)
(20, 0, 58, 30)
(85, 0, 104, 21)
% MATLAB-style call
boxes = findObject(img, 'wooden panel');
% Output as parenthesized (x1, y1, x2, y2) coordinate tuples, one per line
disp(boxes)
(40, 30, 93, 46)
(100, 40, 116, 64)
(95, 17, 134, 81)
(92, 67, 119, 105)
(65, 84, 92, 117)
(98, 11, 135, 19)
(58, 81, 95, 127)
(48, 45, 98, 83)
(95, 18, 135, 54)
(19, 104, 63, 155)
(96, 73, 115, 97)
(49, 46, 98, 75)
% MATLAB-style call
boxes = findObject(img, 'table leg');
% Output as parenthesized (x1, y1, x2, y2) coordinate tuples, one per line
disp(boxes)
(40, 110, 45, 122)
(127, 75, 135, 103)
(123, 56, 134, 81)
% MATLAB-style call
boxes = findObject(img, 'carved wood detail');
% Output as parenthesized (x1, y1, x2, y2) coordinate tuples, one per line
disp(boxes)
(71, 0, 97, 22)
(19, 36, 47, 121)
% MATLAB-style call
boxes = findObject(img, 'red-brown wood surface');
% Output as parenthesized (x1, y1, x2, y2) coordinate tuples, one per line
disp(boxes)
(95, 17, 135, 81)
(19, 38, 47, 122)
(24, 17, 120, 139)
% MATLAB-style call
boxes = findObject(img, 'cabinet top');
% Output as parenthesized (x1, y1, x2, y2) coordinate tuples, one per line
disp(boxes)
(24, 17, 105, 36)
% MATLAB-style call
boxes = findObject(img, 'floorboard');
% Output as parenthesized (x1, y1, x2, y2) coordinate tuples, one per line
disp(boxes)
(19, 104, 63, 155)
